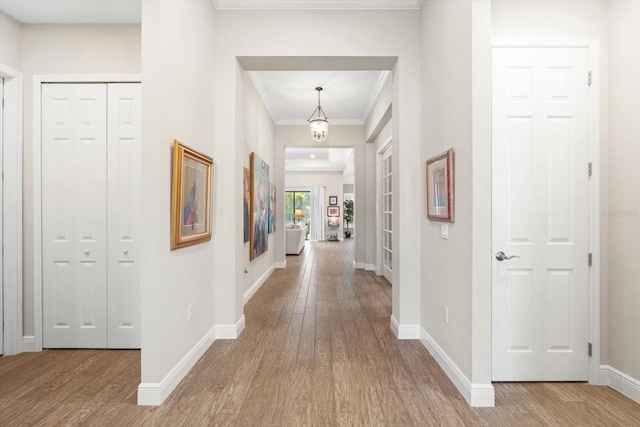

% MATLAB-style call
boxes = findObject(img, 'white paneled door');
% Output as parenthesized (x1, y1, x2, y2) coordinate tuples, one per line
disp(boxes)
(492, 47, 590, 381)
(107, 84, 141, 349)
(42, 83, 140, 349)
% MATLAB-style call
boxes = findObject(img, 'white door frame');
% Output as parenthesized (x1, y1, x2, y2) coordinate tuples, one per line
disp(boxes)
(32, 74, 141, 351)
(376, 135, 392, 278)
(0, 63, 23, 355)
(491, 38, 601, 385)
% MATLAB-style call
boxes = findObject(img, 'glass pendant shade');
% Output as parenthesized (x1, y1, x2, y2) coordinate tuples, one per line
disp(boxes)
(307, 87, 329, 142)
(309, 117, 329, 142)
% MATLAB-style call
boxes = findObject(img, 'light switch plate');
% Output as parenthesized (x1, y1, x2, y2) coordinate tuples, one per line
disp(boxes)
(440, 224, 448, 239)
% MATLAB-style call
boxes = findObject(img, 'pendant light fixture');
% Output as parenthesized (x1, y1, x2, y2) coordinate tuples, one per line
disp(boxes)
(307, 87, 329, 142)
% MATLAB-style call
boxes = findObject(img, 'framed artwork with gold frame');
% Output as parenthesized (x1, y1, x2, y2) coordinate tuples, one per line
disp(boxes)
(426, 148, 454, 222)
(171, 139, 213, 250)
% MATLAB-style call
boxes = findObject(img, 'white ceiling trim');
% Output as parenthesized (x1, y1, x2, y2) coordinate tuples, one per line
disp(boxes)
(213, 0, 423, 10)
(361, 70, 390, 123)
(247, 71, 279, 124)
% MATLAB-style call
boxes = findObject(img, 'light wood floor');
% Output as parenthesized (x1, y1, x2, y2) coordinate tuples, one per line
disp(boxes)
(1, 239, 639, 426)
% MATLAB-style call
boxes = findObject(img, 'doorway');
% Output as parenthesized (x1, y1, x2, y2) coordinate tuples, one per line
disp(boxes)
(491, 41, 598, 381)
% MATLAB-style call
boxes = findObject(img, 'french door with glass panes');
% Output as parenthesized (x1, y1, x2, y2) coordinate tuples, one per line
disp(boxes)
(381, 145, 392, 283)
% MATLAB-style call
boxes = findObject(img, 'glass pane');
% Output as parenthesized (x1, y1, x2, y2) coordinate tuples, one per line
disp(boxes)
(285, 191, 294, 223)
(285, 191, 312, 224)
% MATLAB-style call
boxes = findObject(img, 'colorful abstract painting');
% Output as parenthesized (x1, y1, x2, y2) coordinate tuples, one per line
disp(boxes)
(268, 183, 276, 233)
(243, 167, 250, 243)
(250, 152, 269, 260)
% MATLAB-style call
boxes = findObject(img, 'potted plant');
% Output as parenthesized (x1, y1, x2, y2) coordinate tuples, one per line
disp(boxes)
(343, 199, 354, 238)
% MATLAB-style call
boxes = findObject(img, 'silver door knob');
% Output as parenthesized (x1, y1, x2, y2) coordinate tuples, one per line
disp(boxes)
(123, 249, 129, 255)
(495, 251, 519, 261)
(84, 249, 90, 256)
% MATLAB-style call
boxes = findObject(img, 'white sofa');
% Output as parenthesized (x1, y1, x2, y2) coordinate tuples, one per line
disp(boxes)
(285, 223, 307, 255)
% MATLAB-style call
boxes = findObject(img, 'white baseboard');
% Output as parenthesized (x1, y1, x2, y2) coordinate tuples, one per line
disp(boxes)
(137, 325, 216, 406)
(215, 315, 246, 339)
(275, 261, 286, 269)
(353, 261, 365, 269)
(365, 263, 377, 271)
(244, 265, 274, 304)
(600, 365, 640, 404)
(419, 327, 495, 407)
(22, 336, 36, 352)
(390, 315, 399, 337)
(389, 315, 420, 339)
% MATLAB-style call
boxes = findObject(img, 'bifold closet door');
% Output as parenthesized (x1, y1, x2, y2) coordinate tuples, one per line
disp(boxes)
(42, 84, 108, 348)
(107, 83, 141, 349)
(42, 83, 141, 349)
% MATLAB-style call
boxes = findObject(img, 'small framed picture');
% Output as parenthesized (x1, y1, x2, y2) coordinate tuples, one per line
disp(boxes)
(171, 139, 214, 249)
(426, 148, 454, 222)
(329, 196, 338, 205)
(327, 206, 340, 217)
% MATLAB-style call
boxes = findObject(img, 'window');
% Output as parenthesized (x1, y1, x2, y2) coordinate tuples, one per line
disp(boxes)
(284, 191, 311, 223)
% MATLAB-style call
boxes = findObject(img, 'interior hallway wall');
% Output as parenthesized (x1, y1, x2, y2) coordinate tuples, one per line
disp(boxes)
(0, 11, 22, 70)
(242, 72, 276, 299)
(606, 0, 640, 382)
(139, 0, 216, 404)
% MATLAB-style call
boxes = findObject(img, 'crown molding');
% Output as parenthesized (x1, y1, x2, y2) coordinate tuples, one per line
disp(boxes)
(212, 1, 423, 10)
(277, 118, 364, 126)
(362, 70, 390, 123)
(246, 71, 279, 124)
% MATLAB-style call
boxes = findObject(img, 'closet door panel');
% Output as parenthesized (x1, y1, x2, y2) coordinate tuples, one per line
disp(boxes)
(107, 83, 141, 349)
(42, 83, 107, 348)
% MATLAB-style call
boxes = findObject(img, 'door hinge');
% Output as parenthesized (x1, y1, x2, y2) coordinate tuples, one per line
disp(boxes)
(588, 253, 593, 266)
(588, 162, 592, 177)
(588, 71, 592, 86)
(588, 342, 593, 357)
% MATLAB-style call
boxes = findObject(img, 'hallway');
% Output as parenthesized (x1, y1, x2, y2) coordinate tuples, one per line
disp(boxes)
(1, 240, 639, 425)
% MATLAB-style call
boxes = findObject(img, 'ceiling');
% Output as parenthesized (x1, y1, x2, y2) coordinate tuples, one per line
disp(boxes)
(285, 147, 353, 174)
(249, 70, 388, 125)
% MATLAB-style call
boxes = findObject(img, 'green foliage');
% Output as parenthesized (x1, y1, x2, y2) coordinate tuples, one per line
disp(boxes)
(343, 199, 354, 231)
(284, 191, 310, 223)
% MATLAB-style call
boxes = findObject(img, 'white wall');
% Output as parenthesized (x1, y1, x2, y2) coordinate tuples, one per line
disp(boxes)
(139, 0, 216, 403)
(214, 9, 422, 331)
(421, 0, 474, 380)
(20, 24, 141, 339)
(420, 1, 493, 405)
(285, 172, 345, 240)
(607, 0, 640, 382)
(0, 11, 22, 70)
(242, 72, 276, 298)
